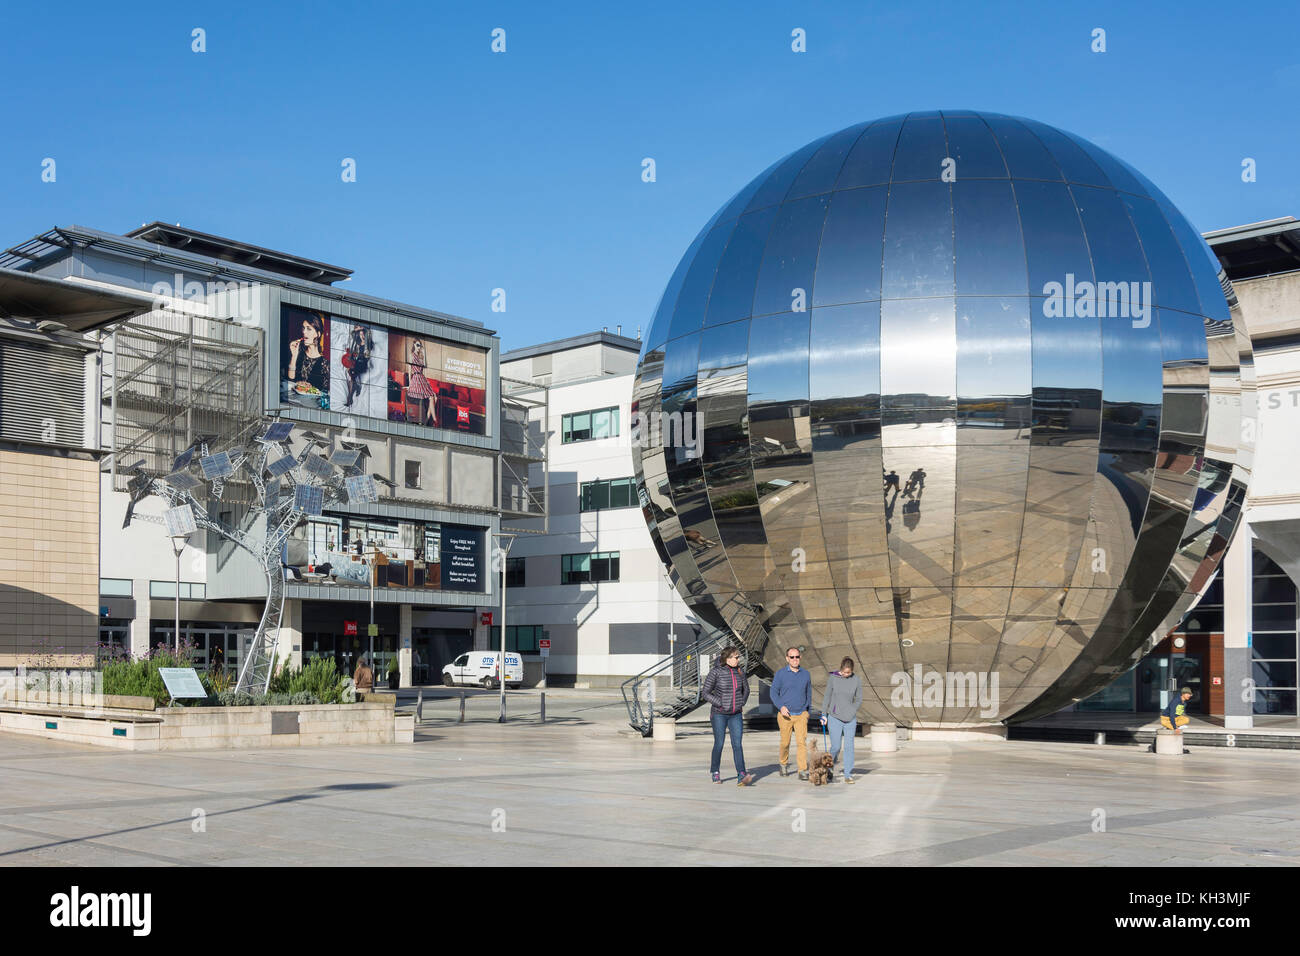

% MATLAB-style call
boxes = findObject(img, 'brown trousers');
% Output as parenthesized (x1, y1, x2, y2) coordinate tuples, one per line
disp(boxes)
(778, 711, 809, 771)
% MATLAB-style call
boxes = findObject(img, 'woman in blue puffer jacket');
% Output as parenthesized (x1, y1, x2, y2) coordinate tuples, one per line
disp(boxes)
(701, 645, 753, 786)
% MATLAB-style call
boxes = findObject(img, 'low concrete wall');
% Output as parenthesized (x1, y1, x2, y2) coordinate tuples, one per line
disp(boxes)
(0, 702, 399, 752)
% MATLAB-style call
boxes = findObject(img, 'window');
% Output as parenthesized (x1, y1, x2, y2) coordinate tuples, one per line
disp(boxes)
(404, 459, 421, 490)
(505, 556, 526, 588)
(580, 477, 636, 512)
(100, 578, 132, 597)
(562, 406, 620, 443)
(490, 624, 543, 653)
(150, 581, 207, 599)
(1250, 545, 1297, 716)
(561, 551, 620, 584)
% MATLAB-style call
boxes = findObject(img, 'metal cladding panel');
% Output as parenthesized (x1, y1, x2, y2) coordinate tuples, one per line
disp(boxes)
(633, 110, 1249, 727)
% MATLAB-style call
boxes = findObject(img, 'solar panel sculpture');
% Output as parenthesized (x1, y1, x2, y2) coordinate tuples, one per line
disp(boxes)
(121, 420, 378, 694)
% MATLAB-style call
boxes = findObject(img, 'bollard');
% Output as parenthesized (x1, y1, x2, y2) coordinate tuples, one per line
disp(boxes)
(416, 689, 423, 723)
(458, 690, 466, 723)
(653, 716, 677, 741)
(870, 722, 898, 752)
(1154, 728, 1184, 756)
(1094, 731, 1105, 746)
(540, 691, 546, 723)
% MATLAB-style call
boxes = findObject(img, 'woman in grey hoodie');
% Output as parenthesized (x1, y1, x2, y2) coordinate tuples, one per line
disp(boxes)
(820, 657, 862, 783)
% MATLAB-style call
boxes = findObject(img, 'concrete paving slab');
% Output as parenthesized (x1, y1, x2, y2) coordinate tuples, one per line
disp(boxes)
(0, 696, 1295, 866)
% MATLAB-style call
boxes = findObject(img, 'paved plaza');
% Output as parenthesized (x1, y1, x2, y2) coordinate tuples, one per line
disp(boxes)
(0, 690, 1297, 866)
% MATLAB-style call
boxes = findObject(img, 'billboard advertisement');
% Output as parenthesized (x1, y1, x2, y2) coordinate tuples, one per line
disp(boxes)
(388, 332, 487, 433)
(279, 304, 487, 434)
(330, 317, 389, 419)
(440, 524, 485, 591)
(280, 305, 331, 409)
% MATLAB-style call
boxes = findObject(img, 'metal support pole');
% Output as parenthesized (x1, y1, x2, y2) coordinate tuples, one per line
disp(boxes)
(540, 691, 546, 724)
(458, 690, 465, 723)
(369, 545, 376, 677)
(416, 688, 423, 723)
(500, 547, 507, 722)
(174, 545, 181, 654)
(492, 533, 516, 723)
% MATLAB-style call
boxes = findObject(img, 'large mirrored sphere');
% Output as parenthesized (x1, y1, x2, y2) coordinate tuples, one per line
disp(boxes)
(633, 110, 1253, 727)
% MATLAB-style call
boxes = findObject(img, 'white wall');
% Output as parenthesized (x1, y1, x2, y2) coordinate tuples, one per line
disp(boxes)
(504, 369, 698, 680)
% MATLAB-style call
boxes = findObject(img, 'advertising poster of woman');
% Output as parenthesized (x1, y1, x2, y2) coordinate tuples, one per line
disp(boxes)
(388, 332, 441, 427)
(330, 318, 389, 418)
(280, 305, 331, 409)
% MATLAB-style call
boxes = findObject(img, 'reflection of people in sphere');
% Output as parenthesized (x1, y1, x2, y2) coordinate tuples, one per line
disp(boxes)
(287, 313, 328, 392)
(405, 339, 437, 425)
(340, 325, 373, 409)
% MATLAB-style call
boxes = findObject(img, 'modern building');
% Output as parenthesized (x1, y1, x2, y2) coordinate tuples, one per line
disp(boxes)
(0, 269, 154, 667)
(0, 222, 546, 686)
(1080, 217, 1300, 724)
(500, 330, 699, 686)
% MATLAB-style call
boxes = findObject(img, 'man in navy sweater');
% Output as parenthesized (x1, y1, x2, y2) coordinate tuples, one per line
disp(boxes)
(771, 647, 812, 780)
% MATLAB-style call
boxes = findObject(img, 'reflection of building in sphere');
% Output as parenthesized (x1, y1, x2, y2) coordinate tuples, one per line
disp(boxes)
(633, 110, 1253, 728)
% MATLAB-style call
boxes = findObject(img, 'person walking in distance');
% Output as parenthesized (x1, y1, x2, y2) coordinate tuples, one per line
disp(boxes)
(820, 657, 863, 783)
(701, 646, 753, 786)
(772, 647, 812, 779)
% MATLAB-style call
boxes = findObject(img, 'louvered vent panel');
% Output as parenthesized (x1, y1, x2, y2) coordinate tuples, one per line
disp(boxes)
(1, 341, 86, 446)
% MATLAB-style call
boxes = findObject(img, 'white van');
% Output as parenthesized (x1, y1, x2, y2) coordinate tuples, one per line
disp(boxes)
(442, 651, 524, 689)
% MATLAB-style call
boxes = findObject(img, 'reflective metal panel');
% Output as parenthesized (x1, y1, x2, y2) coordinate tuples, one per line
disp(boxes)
(813, 186, 888, 307)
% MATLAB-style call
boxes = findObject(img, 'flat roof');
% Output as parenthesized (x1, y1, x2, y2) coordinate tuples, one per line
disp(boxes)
(125, 222, 354, 285)
(0, 224, 490, 336)
(1204, 216, 1300, 281)
(0, 267, 157, 332)
(502, 329, 642, 362)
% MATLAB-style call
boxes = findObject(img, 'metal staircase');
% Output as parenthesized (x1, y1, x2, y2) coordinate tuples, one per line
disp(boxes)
(621, 610, 769, 736)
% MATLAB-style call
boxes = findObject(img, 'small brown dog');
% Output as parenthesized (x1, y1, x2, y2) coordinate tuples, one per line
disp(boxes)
(807, 738, 835, 786)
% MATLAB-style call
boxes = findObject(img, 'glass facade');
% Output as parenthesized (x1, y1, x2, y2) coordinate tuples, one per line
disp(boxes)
(1252, 549, 1298, 715)
(634, 110, 1253, 726)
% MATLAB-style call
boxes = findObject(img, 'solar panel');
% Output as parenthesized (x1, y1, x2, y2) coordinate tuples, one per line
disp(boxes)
(329, 449, 361, 468)
(172, 447, 195, 472)
(345, 474, 378, 504)
(165, 471, 204, 491)
(259, 421, 295, 443)
(163, 504, 198, 536)
(303, 454, 334, 478)
(200, 452, 234, 479)
(266, 454, 298, 477)
(293, 484, 324, 516)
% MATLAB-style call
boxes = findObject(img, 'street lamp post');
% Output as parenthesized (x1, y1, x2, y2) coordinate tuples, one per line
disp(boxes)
(367, 543, 380, 681)
(492, 532, 516, 723)
(169, 534, 190, 653)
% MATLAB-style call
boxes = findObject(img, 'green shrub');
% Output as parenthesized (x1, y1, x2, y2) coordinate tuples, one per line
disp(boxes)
(101, 649, 215, 706)
(270, 657, 350, 704)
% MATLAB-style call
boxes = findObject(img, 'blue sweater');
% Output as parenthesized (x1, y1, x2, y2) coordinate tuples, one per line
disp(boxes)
(771, 666, 811, 715)
(1164, 693, 1190, 724)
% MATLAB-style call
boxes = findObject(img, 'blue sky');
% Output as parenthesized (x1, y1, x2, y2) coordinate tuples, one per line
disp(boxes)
(2, 0, 1296, 350)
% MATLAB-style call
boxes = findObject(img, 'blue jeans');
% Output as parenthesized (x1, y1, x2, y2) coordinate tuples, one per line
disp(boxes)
(710, 711, 746, 775)
(826, 715, 856, 776)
